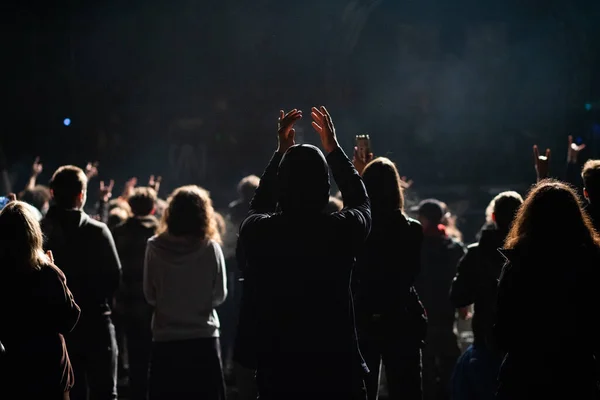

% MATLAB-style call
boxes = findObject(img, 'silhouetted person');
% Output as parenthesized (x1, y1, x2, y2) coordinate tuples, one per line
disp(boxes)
(237, 107, 371, 400)
(450, 191, 523, 400)
(42, 165, 122, 400)
(144, 185, 227, 400)
(113, 187, 159, 400)
(415, 199, 466, 400)
(354, 157, 426, 400)
(495, 180, 600, 400)
(581, 160, 600, 232)
(0, 201, 81, 400)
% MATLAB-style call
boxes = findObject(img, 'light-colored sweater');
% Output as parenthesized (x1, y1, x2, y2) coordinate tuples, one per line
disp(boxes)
(143, 234, 227, 342)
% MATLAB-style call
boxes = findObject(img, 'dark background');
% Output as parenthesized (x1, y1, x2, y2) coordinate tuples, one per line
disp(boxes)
(3, 0, 600, 239)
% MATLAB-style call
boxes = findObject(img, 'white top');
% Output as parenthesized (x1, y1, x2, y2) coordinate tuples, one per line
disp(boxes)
(143, 234, 227, 342)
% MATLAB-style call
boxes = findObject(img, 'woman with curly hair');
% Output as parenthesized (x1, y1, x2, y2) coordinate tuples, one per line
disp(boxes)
(495, 179, 600, 400)
(144, 185, 228, 400)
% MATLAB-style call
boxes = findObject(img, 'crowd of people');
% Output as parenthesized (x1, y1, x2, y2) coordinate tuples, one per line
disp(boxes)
(1, 106, 599, 400)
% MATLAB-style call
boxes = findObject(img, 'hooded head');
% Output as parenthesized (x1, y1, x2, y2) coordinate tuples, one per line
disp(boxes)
(278, 144, 330, 213)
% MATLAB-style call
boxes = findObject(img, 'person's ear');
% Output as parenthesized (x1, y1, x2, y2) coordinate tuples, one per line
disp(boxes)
(584, 188, 590, 200)
(492, 213, 497, 223)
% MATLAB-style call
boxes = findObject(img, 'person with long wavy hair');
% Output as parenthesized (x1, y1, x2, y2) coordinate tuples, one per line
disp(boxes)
(144, 185, 227, 400)
(0, 201, 80, 400)
(495, 179, 600, 400)
(354, 156, 427, 400)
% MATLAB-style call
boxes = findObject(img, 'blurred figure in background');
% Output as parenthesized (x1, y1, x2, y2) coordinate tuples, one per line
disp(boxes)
(42, 165, 121, 400)
(113, 187, 159, 400)
(144, 185, 227, 400)
(415, 198, 466, 400)
(450, 191, 523, 400)
(0, 201, 81, 400)
(495, 180, 600, 400)
(581, 160, 600, 232)
(354, 156, 426, 400)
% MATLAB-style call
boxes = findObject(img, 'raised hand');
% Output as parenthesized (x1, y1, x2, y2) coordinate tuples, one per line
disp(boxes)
(533, 145, 551, 181)
(567, 135, 586, 164)
(400, 176, 414, 190)
(149, 175, 162, 194)
(277, 109, 302, 154)
(310, 106, 339, 154)
(100, 180, 115, 202)
(85, 161, 99, 179)
(122, 177, 137, 199)
(31, 157, 43, 177)
(352, 146, 373, 176)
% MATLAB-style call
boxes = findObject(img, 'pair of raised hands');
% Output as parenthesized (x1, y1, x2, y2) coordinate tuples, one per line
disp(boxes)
(277, 107, 339, 155)
(533, 135, 587, 180)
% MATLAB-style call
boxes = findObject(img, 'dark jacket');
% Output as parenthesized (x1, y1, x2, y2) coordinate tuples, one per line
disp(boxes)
(495, 245, 600, 399)
(0, 263, 81, 394)
(416, 227, 466, 334)
(42, 206, 122, 325)
(238, 146, 371, 375)
(113, 215, 158, 318)
(450, 228, 506, 350)
(355, 211, 426, 341)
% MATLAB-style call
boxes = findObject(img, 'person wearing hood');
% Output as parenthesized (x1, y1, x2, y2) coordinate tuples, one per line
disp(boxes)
(41, 165, 122, 400)
(143, 185, 227, 400)
(237, 107, 371, 400)
(449, 191, 523, 400)
(112, 187, 159, 400)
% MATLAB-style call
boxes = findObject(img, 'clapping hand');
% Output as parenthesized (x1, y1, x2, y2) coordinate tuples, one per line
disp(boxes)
(310, 106, 339, 154)
(533, 145, 551, 181)
(277, 109, 302, 154)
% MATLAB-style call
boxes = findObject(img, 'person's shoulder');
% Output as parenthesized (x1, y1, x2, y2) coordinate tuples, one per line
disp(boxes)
(81, 213, 109, 232)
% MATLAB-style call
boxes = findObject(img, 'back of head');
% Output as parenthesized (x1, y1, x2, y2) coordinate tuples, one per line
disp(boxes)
(505, 180, 599, 250)
(159, 185, 221, 243)
(417, 198, 445, 227)
(362, 157, 404, 215)
(492, 191, 523, 232)
(20, 185, 52, 213)
(50, 165, 88, 209)
(582, 160, 600, 203)
(238, 175, 260, 202)
(278, 144, 330, 213)
(0, 201, 47, 271)
(128, 187, 157, 217)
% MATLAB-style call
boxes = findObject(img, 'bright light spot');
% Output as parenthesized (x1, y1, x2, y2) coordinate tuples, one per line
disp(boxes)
(63, 118, 71, 126)
(585, 103, 592, 111)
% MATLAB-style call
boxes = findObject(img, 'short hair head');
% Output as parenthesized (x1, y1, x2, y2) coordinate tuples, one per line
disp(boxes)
(50, 165, 88, 209)
(491, 191, 523, 232)
(582, 160, 600, 203)
(417, 198, 445, 225)
(238, 175, 260, 201)
(128, 187, 157, 217)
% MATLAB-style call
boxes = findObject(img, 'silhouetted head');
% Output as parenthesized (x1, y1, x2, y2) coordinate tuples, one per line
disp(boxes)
(0, 201, 49, 270)
(362, 157, 404, 215)
(158, 185, 221, 244)
(491, 191, 523, 232)
(278, 144, 330, 213)
(505, 179, 600, 249)
(237, 175, 260, 202)
(50, 165, 88, 209)
(128, 187, 157, 217)
(582, 159, 600, 204)
(416, 198, 445, 231)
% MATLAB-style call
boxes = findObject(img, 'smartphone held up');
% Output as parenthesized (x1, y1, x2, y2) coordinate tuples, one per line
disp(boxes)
(356, 134, 371, 163)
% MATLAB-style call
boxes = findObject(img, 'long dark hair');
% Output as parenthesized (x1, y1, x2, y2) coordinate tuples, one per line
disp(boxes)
(505, 179, 600, 250)
(362, 157, 404, 214)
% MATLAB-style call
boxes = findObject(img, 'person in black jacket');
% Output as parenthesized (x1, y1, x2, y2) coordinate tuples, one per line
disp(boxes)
(113, 187, 159, 400)
(449, 191, 523, 400)
(237, 107, 371, 400)
(42, 165, 122, 400)
(415, 198, 466, 400)
(0, 201, 81, 400)
(495, 180, 600, 400)
(354, 157, 427, 400)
